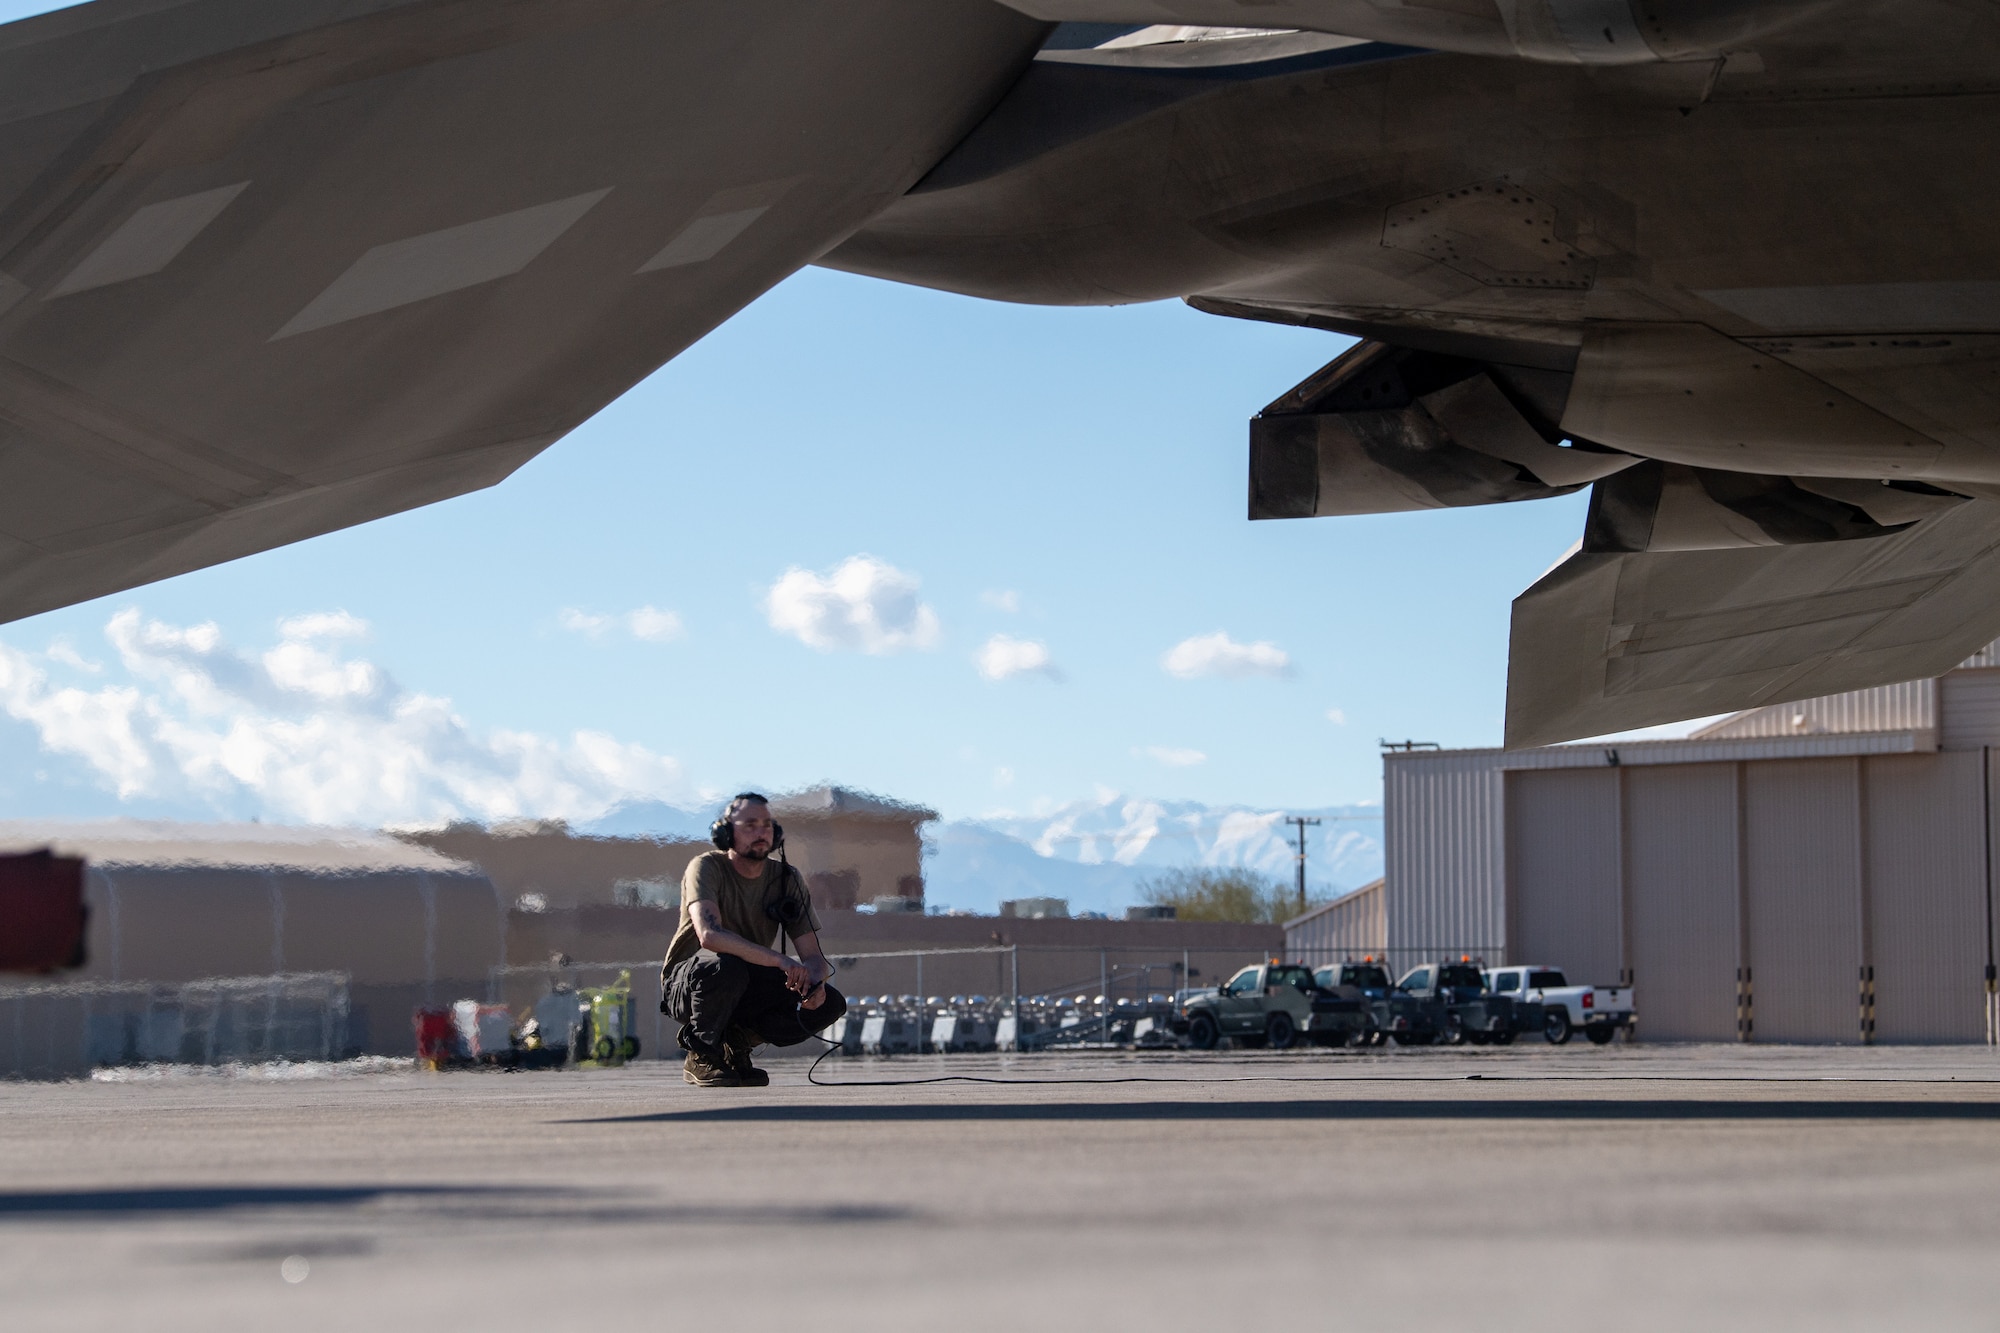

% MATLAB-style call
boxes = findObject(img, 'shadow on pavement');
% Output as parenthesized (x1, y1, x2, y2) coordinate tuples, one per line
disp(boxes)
(0, 1185, 529, 1216)
(575, 1098, 2000, 1125)
(0, 1183, 913, 1228)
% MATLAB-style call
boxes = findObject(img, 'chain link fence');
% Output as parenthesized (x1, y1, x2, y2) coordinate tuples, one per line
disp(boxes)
(0, 972, 351, 1078)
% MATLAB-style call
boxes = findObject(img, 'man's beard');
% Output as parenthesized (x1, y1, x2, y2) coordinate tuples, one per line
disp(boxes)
(736, 842, 770, 863)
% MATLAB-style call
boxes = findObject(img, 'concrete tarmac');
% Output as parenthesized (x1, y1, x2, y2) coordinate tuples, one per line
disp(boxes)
(5, 1043, 2000, 1331)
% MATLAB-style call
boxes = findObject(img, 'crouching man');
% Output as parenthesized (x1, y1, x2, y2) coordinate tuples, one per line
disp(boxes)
(661, 793, 846, 1087)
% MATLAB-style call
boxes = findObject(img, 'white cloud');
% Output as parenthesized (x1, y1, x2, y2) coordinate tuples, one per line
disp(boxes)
(1137, 745, 1207, 768)
(765, 556, 940, 654)
(1326, 707, 1346, 725)
(560, 606, 685, 644)
(625, 607, 684, 643)
(0, 609, 686, 825)
(45, 638, 100, 673)
(993, 766, 1015, 789)
(981, 589, 1022, 614)
(1162, 631, 1292, 680)
(559, 608, 614, 637)
(975, 634, 1060, 682)
(277, 611, 368, 641)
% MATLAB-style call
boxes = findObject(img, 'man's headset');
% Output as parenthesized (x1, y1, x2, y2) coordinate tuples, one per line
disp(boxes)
(711, 793, 806, 927)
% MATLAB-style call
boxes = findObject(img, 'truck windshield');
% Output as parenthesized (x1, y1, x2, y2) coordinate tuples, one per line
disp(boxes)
(1225, 968, 1260, 995)
(1345, 966, 1390, 989)
(1438, 965, 1484, 989)
(1528, 970, 1568, 988)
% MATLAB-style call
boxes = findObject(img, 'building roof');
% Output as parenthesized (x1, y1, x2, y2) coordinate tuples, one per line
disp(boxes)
(770, 786, 937, 822)
(0, 820, 479, 874)
(1386, 728, 1933, 774)
(1283, 878, 1383, 930)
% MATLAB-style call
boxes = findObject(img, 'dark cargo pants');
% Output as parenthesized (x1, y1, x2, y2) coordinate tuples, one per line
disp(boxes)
(662, 950, 847, 1051)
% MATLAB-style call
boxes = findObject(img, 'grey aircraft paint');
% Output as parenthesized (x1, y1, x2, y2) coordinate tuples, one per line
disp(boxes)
(0, 0, 1046, 621)
(825, 5, 2000, 745)
(4, 0, 2000, 748)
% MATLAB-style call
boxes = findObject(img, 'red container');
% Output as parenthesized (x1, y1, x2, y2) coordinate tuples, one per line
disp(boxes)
(0, 849, 86, 974)
(412, 1008, 455, 1064)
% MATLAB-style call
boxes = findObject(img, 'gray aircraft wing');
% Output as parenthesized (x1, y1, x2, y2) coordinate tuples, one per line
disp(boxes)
(1506, 499, 2000, 747)
(0, 0, 1044, 624)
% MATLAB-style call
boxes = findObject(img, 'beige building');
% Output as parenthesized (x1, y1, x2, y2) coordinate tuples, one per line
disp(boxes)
(769, 786, 935, 910)
(401, 820, 705, 913)
(404, 786, 934, 917)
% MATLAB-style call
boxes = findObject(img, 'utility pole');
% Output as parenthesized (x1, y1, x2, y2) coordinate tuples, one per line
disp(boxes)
(1286, 816, 1322, 916)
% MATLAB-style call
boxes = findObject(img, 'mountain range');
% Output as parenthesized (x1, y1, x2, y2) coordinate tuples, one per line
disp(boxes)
(581, 792, 1384, 918)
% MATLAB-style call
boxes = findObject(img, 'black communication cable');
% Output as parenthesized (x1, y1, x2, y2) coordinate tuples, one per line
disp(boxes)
(798, 1033, 2000, 1087)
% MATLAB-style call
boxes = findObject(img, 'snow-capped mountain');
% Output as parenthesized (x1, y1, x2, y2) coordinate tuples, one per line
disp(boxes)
(926, 794, 1383, 916)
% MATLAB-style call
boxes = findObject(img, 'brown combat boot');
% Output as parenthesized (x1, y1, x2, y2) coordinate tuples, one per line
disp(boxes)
(723, 1045, 769, 1087)
(724, 1025, 770, 1086)
(682, 1049, 743, 1087)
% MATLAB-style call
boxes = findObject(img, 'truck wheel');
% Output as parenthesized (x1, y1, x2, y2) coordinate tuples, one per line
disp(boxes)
(1490, 1029, 1516, 1046)
(1438, 1014, 1466, 1046)
(1544, 1010, 1573, 1045)
(1585, 1023, 1616, 1046)
(1265, 1012, 1297, 1050)
(619, 1036, 640, 1060)
(1185, 1012, 1220, 1050)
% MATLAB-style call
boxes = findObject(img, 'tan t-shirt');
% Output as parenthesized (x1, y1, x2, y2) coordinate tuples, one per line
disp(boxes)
(663, 850, 821, 973)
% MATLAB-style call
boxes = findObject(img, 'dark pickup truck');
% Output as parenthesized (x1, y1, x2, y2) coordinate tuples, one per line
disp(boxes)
(1176, 962, 1367, 1049)
(1384, 960, 1528, 1045)
(1312, 960, 1395, 1046)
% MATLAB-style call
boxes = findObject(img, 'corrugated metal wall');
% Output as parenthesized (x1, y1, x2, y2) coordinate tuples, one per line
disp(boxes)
(1624, 763, 1740, 1041)
(1865, 752, 1987, 1042)
(1285, 880, 1385, 963)
(1385, 757, 1504, 971)
(1506, 768, 1622, 984)
(1741, 759, 1864, 1043)
(1942, 670, 2000, 750)
(1696, 680, 1935, 740)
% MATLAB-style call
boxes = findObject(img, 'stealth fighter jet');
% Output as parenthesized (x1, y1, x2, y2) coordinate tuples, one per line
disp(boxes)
(0, 0, 1993, 744)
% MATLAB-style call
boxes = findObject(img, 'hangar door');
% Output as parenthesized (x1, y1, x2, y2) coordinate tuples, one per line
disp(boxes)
(1624, 764, 1739, 1042)
(1505, 768, 1622, 985)
(1865, 752, 1988, 1043)
(1743, 759, 1863, 1044)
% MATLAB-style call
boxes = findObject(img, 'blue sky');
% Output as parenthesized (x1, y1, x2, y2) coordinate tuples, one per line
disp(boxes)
(0, 1, 1593, 828)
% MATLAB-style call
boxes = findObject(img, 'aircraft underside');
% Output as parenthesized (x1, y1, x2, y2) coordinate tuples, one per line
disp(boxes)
(828, 4, 2000, 745)
(1, 0, 1998, 746)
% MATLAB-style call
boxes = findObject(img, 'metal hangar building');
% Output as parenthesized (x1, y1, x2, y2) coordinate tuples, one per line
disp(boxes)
(1379, 642, 2000, 1044)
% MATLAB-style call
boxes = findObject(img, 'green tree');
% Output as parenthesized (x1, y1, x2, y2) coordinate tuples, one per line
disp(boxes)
(1137, 866, 1333, 924)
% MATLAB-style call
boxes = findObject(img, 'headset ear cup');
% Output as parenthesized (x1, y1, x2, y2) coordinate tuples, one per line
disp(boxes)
(771, 821, 784, 851)
(710, 819, 732, 850)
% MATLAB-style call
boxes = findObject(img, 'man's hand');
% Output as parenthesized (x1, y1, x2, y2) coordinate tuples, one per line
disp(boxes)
(799, 982, 828, 1011)
(777, 954, 812, 992)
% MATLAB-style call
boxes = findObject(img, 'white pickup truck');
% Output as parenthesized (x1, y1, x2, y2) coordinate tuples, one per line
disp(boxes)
(1483, 965, 1634, 1045)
